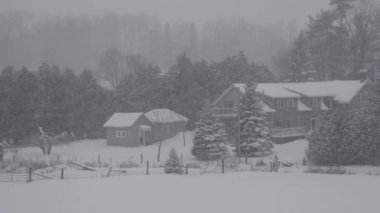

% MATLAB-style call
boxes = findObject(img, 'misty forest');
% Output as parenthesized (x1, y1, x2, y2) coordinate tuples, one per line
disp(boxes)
(1, 0, 380, 145)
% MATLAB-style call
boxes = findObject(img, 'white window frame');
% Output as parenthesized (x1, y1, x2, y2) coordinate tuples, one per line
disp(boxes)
(116, 130, 127, 138)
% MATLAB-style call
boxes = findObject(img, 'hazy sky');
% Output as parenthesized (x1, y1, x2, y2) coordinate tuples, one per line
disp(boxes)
(2, 0, 330, 25)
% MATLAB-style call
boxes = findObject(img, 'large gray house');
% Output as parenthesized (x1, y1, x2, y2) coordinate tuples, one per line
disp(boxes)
(213, 80, 367, 143)
(103, 109, 188, 147)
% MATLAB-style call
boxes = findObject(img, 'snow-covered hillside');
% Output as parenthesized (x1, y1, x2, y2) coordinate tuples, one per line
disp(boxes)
(1, 172, 379, 213)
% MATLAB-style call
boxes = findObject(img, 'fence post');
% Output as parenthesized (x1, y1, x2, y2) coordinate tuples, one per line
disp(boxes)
(140, 153, 143, 164)
(107, 167, 112, 177)
(245, 156, 248, 164)
(61, 168, 64, 180)
(98, 154, 101, 165)
(182, 131, 186, 147)
(146, 161, 149, 175)
(28, 167, 32, 183)
(222, 158, 225, 174)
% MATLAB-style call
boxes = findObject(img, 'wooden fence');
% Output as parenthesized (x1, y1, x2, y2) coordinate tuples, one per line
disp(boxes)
(0, 170, 29, 183)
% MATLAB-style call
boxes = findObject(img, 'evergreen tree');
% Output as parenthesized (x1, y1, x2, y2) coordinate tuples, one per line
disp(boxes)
(307, 87, 380, 166)
(289, 30, 311, 82)
(306, 110, 344, 165)
(191, 101, 229, 161)
(238, 83, 273, 157)
(164, 148, 184, 174)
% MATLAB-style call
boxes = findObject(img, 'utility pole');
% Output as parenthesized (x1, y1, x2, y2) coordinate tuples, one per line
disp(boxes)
(236, 86, 241, 160)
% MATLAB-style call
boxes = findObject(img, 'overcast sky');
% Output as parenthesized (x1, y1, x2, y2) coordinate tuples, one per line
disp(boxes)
(2, 0, 330, 25)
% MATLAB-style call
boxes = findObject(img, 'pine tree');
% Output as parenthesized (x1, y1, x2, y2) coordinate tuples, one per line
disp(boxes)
(191, 101, 229, 161)
(164, 148, 184, 174)
(238, 83, 273, 157)
(289, 30, 311, 82)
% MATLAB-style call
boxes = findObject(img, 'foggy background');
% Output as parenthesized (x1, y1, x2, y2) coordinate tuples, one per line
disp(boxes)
(0, 0, 330, 74)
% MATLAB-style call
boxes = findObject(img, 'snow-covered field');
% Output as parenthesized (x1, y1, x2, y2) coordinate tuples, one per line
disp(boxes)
(5, 132, 307, 165)
(1, 172, 379, 213)
(4, 132, 196, 165)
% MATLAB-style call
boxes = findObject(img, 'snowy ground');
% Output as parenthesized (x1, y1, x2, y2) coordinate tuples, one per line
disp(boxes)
(4, 132, 196, 165)
(5, 132, 307, 165)
(1, 172, 379, 213)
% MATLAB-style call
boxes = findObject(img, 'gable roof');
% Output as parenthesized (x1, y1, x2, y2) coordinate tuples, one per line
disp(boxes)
(231, 81, 366, 104)
(145, 109, 189, 123)
(103, 113, 144, 128)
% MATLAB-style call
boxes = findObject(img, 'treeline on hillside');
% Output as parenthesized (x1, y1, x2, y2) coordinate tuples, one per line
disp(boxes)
(279, 0, 380, 82)
(0, 11, 287, 73)
(0, 52, 276, 144)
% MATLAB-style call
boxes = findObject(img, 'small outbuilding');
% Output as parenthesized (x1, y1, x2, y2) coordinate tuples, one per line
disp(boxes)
(103, 109, 188, 147)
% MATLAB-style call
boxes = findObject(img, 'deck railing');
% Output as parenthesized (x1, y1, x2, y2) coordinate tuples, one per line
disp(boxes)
(271, 127, 306, 137)
(213, 108, 238, 117)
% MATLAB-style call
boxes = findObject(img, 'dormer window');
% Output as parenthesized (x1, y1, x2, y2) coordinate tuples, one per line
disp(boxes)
(311, 98, 319, 107)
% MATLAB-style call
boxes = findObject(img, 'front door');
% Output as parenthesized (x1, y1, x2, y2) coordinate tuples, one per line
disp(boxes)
(139, 126, 152, 146)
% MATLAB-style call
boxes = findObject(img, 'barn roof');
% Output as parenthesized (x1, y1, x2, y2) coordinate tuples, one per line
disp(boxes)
(145, 109, 189, 123)
(103, 113, 144, 128)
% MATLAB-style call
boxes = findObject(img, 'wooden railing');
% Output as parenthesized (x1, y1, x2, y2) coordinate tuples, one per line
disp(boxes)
(213, 108, 238, 117)
(271, 127, 306, 137)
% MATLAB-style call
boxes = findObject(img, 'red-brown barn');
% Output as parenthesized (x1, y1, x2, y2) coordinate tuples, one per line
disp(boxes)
(103, 109, 188, 147)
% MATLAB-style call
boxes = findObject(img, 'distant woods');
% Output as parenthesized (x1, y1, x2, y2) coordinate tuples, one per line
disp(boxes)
(0, 52, 276, 144)
(0, 11, 288, 74)
(281, 0, 380, 82)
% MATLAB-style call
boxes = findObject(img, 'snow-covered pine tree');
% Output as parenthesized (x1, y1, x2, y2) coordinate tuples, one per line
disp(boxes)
(191, 101, 229, 161)
(164, 148, 184, 174)
(238, 83, 273, 157)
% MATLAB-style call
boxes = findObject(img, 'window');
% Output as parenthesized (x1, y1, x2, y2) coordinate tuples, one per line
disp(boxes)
(311, 98, 319, 107)
(224, 101, 234, 108)
(275, 99, 285, 108)
(286, 99, 295, 107)
(275, 120, 282, 128)
(116, 130, 126, 138)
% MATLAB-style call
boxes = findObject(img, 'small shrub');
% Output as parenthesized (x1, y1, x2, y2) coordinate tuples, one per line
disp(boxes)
(325, 167, 346, 175)
(219, 157, 240, 170)
(304, 167, 324, 174)
(164, 148, 184, 174)
(304, 167, 346, 175)
(255, 159, 267, 167)
(18, 159, 49, 171)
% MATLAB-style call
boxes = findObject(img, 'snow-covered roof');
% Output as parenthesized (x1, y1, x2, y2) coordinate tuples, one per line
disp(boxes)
(282, 81, 366, 103)
(233, 80, 366, 103)
(103, 113, 144, 128)
(233, 83, 301, 98)
(145, 109, 189, 123)
(297, 100, 312, 111)
(321, 102, 330, 111)
(262, 103, 276, 113)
